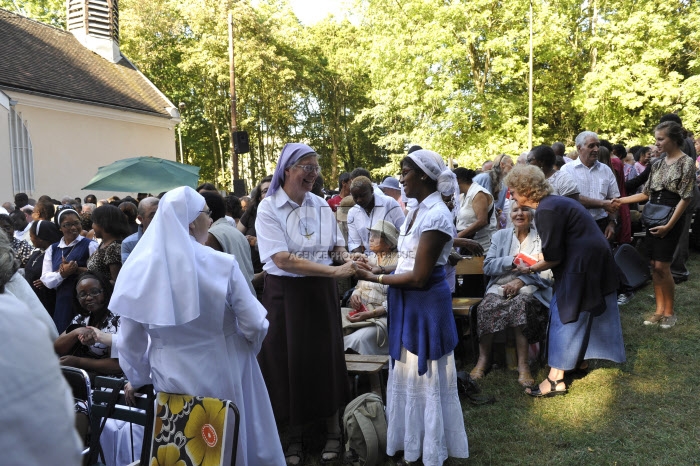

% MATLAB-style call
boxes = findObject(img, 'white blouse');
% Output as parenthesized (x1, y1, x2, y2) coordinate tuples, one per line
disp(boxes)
(41, 236, 98, 289)
(395, 191, 454, 275)
(256, 188, 344, 277)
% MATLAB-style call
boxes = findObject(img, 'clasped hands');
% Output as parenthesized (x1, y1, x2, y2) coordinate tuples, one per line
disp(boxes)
(501, 278, 525, 299)
(59, 256, 79, 278)
(334, 252, 372, 278)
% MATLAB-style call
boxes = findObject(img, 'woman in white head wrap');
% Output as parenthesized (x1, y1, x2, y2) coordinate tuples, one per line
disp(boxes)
(110, 186, 284, 466)
(255, 143, 361, 465)
(356, 149, 469, 465)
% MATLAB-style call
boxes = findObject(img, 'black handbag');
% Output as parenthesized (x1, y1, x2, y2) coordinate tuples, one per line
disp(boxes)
(641, 202, 674, 228)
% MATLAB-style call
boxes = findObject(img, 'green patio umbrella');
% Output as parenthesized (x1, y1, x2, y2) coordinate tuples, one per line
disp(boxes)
(82, 156, 200, 193)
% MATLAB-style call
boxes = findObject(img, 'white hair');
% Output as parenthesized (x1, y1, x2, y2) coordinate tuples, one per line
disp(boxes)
(137, 197, 160, 216)
(575, 131, 599, 149)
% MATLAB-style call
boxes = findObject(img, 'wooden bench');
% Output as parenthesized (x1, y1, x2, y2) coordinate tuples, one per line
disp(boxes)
(452, 256, 485, 363)
(345, 354, 389, 400)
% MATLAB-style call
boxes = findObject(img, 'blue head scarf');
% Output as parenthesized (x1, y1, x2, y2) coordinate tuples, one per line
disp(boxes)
(266, 143, 317, 198)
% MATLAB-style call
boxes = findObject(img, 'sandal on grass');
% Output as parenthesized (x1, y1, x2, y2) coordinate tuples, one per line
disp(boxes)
(321, 433, 343, 464)
(526, 376, 567, 398)
(285, 438, 304, 466)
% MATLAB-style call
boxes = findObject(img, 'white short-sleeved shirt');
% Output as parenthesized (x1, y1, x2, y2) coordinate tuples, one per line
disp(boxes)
(256, 188, 344, 277)
(347, 193, 405, 251)
(560, 159, 620, 220)
(547, 169, 580, 198)
(395, 191, 454, 275)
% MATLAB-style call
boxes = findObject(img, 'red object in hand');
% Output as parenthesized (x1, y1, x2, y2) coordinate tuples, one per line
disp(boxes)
(514, 252, 537, 267)
(349, 304, 369, 317)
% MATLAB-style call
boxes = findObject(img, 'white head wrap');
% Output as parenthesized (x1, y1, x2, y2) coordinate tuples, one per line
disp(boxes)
(407, 149, 459, 197)
(110, 186, 234, 326)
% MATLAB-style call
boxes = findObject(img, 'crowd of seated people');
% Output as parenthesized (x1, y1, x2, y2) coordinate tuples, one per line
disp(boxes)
(4, 121, 699, 465)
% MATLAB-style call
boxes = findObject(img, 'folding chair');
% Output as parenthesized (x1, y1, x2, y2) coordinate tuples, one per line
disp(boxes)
(143, 392, 241, 466)
(61, 366, 92, 458)
(452, 256, 486, 363)
(88, 377, 154, 466)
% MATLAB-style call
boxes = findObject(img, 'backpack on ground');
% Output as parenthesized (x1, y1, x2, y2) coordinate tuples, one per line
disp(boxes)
(343, 392, 387, 466)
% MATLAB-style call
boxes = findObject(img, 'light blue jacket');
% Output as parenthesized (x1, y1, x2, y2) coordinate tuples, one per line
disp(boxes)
(483, 227, 553, 308)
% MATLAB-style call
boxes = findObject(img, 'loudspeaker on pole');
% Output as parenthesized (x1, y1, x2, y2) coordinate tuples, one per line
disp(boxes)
(234, 131, 250, 154)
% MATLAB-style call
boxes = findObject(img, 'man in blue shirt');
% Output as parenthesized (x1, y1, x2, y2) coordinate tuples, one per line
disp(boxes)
(121, 197, 159, 263)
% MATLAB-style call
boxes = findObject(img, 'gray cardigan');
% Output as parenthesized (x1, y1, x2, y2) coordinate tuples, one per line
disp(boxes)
(482, 228, 553, 308)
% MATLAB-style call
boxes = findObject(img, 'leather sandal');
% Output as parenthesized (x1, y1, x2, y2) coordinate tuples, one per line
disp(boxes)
(321, 432, 343, 464)
(526, 376, 567, 398)
(285, 438, 304, 466)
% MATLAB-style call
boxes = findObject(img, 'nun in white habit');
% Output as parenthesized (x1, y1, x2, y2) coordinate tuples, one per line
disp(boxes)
(110, 186, 284, 466)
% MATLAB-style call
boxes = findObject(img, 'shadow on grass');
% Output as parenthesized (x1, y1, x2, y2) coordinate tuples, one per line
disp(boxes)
(459, 250, 700, 465)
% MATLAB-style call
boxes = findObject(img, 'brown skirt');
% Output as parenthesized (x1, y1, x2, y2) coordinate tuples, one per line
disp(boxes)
(258, 274, 350, 426)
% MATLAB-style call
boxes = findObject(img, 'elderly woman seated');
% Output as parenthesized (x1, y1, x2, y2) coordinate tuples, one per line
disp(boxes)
(470, 201, 553, 387)
(342, 220, 399, 355)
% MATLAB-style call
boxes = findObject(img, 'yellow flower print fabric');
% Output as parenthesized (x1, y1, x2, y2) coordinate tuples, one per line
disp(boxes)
(150, 394, 231, 466)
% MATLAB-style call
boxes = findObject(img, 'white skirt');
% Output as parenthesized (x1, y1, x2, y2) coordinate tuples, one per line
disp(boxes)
(386, 348, 469, 465)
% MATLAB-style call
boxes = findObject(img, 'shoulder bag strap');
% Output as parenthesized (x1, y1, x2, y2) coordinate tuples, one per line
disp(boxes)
(354, 407, 380, 466)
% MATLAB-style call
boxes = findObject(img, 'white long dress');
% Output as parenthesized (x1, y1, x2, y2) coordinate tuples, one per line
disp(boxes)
(117, 257, 285, 466)
(388, 191, 469, 465)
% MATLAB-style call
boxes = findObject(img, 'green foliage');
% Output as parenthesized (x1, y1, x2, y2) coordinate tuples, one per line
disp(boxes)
(0, 0, 64, 27)
(7, 0, 700, 185)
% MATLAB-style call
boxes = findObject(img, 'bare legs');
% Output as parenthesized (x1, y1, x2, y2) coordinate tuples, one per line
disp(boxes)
(472, 325, 533, 386)
(651, 259, 674, 316)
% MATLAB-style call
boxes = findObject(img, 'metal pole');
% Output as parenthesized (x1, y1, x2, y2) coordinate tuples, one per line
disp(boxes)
(178, 125, 184, 164)
(228, 11, 239, 189)
(528, 0, 533, 150)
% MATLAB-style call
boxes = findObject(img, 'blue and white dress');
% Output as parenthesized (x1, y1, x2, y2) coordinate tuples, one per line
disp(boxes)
(386, 191, 469, 465)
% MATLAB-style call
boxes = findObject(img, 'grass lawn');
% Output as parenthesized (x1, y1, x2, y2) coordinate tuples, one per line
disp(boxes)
(300, 250, 700, 465)
(446, 250, 700, 465)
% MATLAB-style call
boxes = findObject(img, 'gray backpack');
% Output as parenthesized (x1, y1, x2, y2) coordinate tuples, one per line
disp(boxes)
(343, 392, 387, 466)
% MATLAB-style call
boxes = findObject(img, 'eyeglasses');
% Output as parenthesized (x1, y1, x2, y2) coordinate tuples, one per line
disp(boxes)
(77, 288, 103, 300)
(400, 168, 415, 178)
(199, 209, 211, 217)
(294, 164, 322, 174)
(61, 221, 82, 229)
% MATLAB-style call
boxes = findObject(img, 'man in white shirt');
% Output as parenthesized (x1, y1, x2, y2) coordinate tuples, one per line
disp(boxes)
(347, 176, 405, 253)
(560, 131, 619, 240)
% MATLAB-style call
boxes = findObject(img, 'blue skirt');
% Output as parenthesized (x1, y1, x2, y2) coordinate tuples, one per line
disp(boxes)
(548, 292, 626, 370)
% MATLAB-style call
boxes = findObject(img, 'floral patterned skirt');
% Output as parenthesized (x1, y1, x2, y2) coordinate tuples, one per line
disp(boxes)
(476, 293, 548, 343)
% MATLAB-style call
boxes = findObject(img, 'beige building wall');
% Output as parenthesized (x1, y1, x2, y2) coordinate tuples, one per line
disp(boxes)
(2, 91, 177, 202)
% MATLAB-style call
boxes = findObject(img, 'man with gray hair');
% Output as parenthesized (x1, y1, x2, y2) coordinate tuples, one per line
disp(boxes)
(347, 176, 405, 253)
(560, 131, 619, 240)
(121, 197, 159, 262)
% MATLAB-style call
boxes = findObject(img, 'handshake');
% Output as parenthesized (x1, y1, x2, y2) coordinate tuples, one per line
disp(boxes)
(604, 198, 624, 213)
